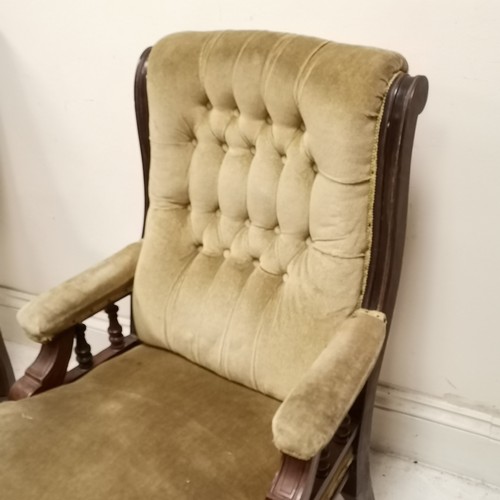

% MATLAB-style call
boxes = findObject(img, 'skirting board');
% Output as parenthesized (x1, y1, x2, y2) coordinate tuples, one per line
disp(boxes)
(1, 285, 499, 487)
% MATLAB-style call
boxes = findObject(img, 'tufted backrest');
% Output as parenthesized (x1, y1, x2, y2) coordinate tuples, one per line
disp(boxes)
(132, 31, 408, 400)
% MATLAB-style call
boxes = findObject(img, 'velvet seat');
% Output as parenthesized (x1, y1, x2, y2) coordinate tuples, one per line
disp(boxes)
(0, 31, 428, 499)
(0, 345, 281, 499)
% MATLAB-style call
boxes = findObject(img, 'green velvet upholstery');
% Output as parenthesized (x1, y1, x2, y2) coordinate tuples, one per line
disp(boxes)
(1, 30, 412, 495)
(17, 241, 142, 343)
(0, 345, 281, 500)
(273, 309, 386, 459)
(133, 31, 406, 401)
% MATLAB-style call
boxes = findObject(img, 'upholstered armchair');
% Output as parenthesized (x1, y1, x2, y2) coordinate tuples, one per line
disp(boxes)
(0, 31, 427, 499)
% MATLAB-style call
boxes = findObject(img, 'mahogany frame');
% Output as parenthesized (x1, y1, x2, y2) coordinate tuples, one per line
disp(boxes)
(8, 44, 428, 500)
(0, 331, 15, 401)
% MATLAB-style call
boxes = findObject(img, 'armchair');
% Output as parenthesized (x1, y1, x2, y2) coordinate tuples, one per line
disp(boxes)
(0, 31, 428, 499)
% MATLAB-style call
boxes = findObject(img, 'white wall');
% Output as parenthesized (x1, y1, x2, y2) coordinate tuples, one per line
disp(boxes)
(1, 0, 499, 480)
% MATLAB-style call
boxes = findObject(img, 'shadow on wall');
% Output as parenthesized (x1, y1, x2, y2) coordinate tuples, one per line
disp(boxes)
(0, 34, 88, 294)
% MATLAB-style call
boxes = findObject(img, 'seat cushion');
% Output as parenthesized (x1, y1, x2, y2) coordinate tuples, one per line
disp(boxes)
(0, 345, 281, 499)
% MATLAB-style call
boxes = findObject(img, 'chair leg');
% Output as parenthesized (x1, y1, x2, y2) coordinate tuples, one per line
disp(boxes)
(341, 452, 375, 500)
(0, 332, 15, 401)
(341, 358, 383, 500)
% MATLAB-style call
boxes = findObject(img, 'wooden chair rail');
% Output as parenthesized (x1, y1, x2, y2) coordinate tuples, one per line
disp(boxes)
(8, 299, 139, 400)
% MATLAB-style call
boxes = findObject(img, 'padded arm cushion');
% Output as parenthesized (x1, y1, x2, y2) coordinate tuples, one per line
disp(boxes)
(17, 241, 142, 343)
(272, 309, 386, 460)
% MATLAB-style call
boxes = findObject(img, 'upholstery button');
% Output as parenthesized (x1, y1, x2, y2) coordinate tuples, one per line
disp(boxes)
(191, 139, 198, 147)
(300, 122, 305, 132)
(223, 249, 230, 258)
(281, 155, 287, 164)
(206, 102, 213, 110)
(186, 204, 192, 211)
(306, 237, 312, 246)
(312, 162, 319, 173)
(283, 273, 289, 282)
(245, 219, 251, 227)
(216, 209, 221, 216)
(266, 116, 272, 125)
(196, 244, 203, 252)
(252, 259, 259, 268)
(222, 143, 229, 152)
(233, 108, 240, 117)
(274, 226, 280, 235)
(250, 146, 256, 155)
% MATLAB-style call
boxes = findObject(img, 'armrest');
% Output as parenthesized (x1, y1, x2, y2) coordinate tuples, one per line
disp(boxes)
(272, 308, 386, 460)
(17, 241, 143, 343)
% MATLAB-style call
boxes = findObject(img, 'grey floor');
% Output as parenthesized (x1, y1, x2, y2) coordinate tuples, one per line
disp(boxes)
(5, 340, 500, 500)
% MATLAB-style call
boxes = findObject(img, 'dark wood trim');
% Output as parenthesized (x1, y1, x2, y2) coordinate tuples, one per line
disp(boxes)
(267, 454, 320, 500)
(134, 46, 152, 235)
(363, 73, 429, 323)
(8, 329, 74, 400)
(342, 73, 428, 500)
(0, 331, 15, 401)
(130, 46, 152, 337)
(64, 334, 139, 384)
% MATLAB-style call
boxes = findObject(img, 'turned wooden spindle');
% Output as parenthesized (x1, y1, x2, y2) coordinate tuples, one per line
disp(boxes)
(105, 303, 124, 349)
(316, 444, 333, 480)
(333, 415, 352, 445)
(75, 323, 93, 369)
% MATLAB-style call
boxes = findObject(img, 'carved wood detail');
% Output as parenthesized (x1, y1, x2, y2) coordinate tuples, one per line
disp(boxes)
(267, 454, 320, 500)
(64, 334, 140, 384)
(0, 331, 15, 401)
(75, 323, 93, 369)
(8, 329, 75, 400)
(105, 303, 124, 349)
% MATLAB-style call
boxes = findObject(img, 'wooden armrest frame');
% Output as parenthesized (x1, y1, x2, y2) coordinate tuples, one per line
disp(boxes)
(9, 295, 140, 401)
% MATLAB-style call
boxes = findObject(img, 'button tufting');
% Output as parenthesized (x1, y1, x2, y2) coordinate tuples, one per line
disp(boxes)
(223, 249, 230, 259)
(252, 259, 259, 268)
(274, 226, 281, 235)
(222, 143, 229, 152)
(300, 122, 306, 132)
(206, 102, 213, 110)
(283, 273, 289, 282)
(250, 146, 256, 155)
(306, 237, 312, 246)
(281, 155, 287, 164)
(216, 209, 221, 216)
(312, 162, 319, 173)
(196, 244, 203, 252)
(266, 116, 272, 125)
(233, 108, 240, 117)
(245, 219, 251, 227)
(186, 204, 192, 211)
(191, 139, 198, 147)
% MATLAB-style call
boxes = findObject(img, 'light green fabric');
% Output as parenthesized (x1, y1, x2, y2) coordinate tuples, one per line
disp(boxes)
(17, 241, 142, 343)
(272, 309, 386, 459)
(133, 31, 407, 399)
(0, 345, 281, 500)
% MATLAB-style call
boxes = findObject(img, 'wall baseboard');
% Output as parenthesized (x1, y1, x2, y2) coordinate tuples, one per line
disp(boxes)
(372, 385, 500, 487)
(1, 285, 499, 488)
